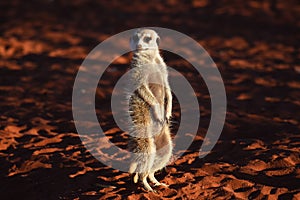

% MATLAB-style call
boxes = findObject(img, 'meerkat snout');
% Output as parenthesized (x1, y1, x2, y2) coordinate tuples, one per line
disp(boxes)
(130, 29, 160, 51)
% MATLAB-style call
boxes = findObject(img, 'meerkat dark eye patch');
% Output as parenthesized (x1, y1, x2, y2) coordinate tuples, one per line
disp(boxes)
(132, 35, 139, 42)
(144, 36, 152, 43)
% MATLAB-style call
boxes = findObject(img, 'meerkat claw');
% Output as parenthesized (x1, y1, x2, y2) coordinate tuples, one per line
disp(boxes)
(154, 182, 169, 187)
(165, 117, 170, 124)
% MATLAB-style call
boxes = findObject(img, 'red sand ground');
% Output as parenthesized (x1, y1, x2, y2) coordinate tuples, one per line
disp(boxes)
(0, 0, 300, 199)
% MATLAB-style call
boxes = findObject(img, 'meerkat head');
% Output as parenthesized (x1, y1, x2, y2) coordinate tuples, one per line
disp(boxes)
(130, 29, 160, 54)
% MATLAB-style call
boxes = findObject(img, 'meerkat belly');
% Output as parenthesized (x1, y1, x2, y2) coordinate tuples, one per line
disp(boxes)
(154, 127, 172, 153)
(148, 83, 165, 104)
(148, 73, 165, 104)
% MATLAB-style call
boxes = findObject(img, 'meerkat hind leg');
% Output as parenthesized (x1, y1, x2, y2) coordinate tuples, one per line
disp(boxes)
(149, 172, 168, 187)
(141, 174, 154, 191)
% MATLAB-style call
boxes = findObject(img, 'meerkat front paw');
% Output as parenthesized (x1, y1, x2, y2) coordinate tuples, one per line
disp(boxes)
(165, 110, 172, 123)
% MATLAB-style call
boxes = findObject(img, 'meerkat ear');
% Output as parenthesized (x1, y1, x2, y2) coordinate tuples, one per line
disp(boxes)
(156, 36, 160, 46)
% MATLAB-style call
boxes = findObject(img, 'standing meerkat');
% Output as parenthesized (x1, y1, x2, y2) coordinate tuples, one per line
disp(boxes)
(127, 29, 173, 192)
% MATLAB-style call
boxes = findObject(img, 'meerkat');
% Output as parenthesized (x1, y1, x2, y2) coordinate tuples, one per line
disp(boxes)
(127, 29, 173, 192)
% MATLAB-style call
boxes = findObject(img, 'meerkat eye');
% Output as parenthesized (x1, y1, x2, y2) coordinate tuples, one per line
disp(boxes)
(132, 35, 139, 42)
(144, 36, 152, 43)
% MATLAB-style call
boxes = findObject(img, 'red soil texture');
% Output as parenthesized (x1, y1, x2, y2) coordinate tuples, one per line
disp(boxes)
(0, 0, 300, 199)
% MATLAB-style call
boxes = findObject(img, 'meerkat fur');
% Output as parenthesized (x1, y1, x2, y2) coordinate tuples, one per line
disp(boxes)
(127, 29, 173, 192)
